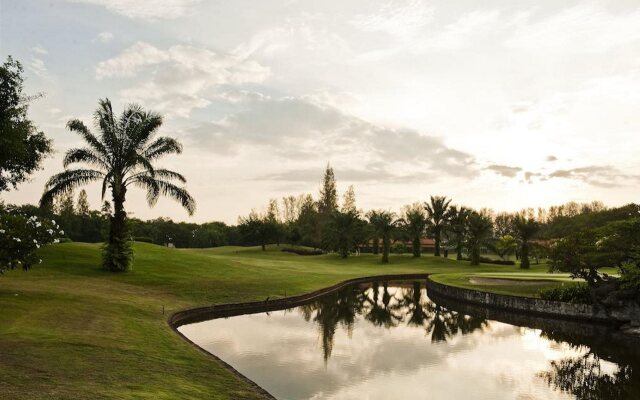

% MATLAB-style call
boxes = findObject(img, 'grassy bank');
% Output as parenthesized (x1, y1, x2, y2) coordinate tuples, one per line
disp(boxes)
(1, 242, 565, 399)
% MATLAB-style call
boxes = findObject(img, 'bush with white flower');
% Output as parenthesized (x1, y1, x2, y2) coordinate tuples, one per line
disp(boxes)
(0, 205, 61, 273)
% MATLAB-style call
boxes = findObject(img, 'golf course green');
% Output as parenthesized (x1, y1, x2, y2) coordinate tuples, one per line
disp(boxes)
(1, 242, 572, 399)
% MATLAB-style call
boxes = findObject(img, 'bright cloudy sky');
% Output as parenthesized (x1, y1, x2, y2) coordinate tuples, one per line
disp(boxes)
(1, 0, 639, 223)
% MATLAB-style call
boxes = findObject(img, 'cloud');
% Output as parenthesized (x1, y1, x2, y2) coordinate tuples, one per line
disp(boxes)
(188, 96, 476, 182)
(506, 4, 640, 53)
(96, 42, 270, 117)
(547, 165, 637, 188)
(28, 58, 47, 77)
(97, 31, 114, 43)
(69, 0, 201, 20)
(486, 164, 522, 178)
(351, 0, 434, 39)
(32, 46, 48, 55)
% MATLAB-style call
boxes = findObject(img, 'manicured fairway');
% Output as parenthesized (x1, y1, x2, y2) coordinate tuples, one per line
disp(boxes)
(1, 242, 566, 399)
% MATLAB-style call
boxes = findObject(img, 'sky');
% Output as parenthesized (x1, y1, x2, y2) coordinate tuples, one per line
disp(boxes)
(1, 0, 639, 224)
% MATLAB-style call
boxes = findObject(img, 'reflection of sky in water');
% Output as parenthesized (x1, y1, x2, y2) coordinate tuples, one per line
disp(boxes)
(179, 285, 600, 400)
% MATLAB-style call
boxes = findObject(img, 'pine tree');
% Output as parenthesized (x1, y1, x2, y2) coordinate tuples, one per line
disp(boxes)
(58, 190, 75, 218)
(342, 185, 356, 212)
(76, 189, 90, 216)
(318, 164, 338, 250)
(318, 164, 338, 216)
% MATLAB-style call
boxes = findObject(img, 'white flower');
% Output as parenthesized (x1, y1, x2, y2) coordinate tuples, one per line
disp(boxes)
(59, 230, 64, 235)
(38, 259, 42, 264)
(36, 243, 40, 249)
(53, 239, 60, 243)
(33, 239, 38, 243)
(47, 229, 54, 235)
(51, 220, 56, 225)
(35, 222, 41, 227)
(13, 237, 21, 242)
(0, 229, 5, 234)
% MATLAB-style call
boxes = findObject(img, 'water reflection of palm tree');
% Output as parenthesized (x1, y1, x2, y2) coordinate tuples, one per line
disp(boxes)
(539, 353, 634, 400)
(423, 302, 487, 343)
(401, 281, 429, 327)
(364, 282, 404, 328)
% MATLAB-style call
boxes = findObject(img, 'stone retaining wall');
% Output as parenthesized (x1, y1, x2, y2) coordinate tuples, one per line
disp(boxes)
(426, 277, 629, 324)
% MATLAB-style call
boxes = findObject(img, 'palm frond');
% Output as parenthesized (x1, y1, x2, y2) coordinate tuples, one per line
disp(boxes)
(40, 169, 104, 207)
(63, 147, 110, 170)
(66, 119, 109, 160)
(130, 175, 195, 215)
(143, 137, 182, 160)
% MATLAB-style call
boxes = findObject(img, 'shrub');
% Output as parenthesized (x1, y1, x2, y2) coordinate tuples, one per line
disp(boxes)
(392, 242, 406, 254)
(133, 236, 153, 243)
(0, 208, 61, 272)
(539, 283, 592, 304)
(281, 247, 323, 256)
(461, 256, 515, 265)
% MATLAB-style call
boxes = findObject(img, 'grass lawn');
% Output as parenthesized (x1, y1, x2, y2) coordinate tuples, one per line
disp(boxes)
(1, 242, 574, 399)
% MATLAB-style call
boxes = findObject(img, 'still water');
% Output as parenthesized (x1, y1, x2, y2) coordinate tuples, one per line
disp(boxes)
(179, 281, 639, 400)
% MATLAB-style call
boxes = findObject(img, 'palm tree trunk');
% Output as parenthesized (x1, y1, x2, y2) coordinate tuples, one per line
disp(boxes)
(520, 241, 530, 269)
(104, 187, 132, 272)
(412, 236, 421, 257)
(456, 239, 463, 260)
(434, 227, 441, 256)
(382, 235, 390, 263)
(372, 236, 379, 255)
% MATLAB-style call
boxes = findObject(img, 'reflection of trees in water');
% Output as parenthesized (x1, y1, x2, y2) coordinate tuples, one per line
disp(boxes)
(539, 353, 634, 400)
(298, 281, 488, 361)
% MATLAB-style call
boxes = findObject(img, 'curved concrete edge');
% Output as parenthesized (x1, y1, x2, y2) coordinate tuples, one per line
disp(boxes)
(167, 273, 430, 400)
(426, 276, 627, 325)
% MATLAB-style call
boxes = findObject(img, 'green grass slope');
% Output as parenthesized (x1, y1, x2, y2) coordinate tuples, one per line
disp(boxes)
(1, 242, 562, 399)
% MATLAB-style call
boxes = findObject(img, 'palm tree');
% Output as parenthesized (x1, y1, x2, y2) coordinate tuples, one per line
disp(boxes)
(40, 99, 195, 272)
(366, 210, 382, 255)
(513, 215, 540, 269)
(425, 196, 452, 257)
(401, 203, 427, 257)
(369, 210, 397, 263)
(466, 211, 493, 265)
(448, 205, 471, 260)
(331, 209, 360, 258)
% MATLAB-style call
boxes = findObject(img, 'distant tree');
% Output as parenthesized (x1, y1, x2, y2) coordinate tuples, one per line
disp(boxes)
(467, 212, 493, 265)
(318, 164, 338, 250)
(76, 189, 90, 216)
(366, 210, 383, 255)
(266, 198, 283, 246)
(425, 196, 452, 256)
(513, 215, 540, 269)
(318, 163, 338, 215)
(447, 205, 471, 260)
(0, 56, 52, 192)
(493, 212, 515, 238)
(40, 98, 195, 272)
(341, 185, 357, 212)
(491, 235, 518, 261)
(238, 210, 270, 251)
(57, 190, 75, 219)
(370, 210, 397, 263)
(401, 203, 427, 258)
(331, 209, 360, 258)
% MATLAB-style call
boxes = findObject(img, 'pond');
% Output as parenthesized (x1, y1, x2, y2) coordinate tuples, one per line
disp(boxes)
(178, 280, 640, 400)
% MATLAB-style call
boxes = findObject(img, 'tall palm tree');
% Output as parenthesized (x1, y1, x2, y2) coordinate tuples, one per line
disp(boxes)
(513, 215, 540, 269)
(369, 210, 397, 263)
(40, 99, 195, 272)
(401, 203, 427, 258)
(425, 195, 452, 256)
(448, 205, 471, 260)
(366, 210, 382, 255)
(466, 211, 493, 265)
